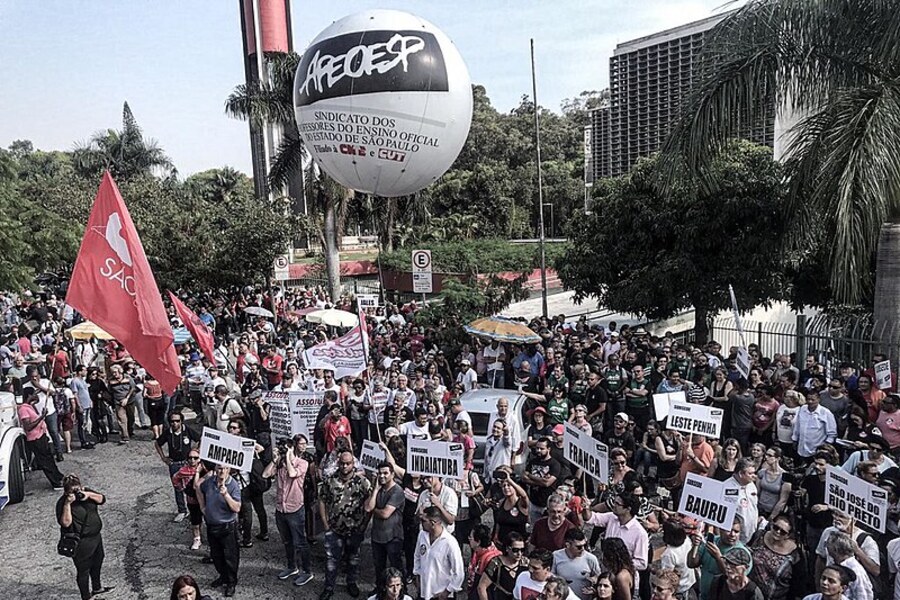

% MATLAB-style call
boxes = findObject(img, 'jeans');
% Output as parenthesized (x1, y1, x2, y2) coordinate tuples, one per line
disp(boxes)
(168, 461, 186, 513)
(73, 533, 104, 600)
(275, 508, 311, 573)
(133, 393, 150, 427)
(76, 410, 93, 447)
(487, 369, 504, 388)
(323, 530, 364, 591)
(372, 539, 404, 587)
(45, 412, 63, 454)
(207, 521, 240, 585)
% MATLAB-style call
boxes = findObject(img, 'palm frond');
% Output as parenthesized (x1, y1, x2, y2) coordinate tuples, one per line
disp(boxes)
(268, 135, 306, 192)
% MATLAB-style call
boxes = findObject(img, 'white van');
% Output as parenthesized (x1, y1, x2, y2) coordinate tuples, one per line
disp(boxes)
(0, 391, 26, 510)
(456, 388, 529, 468)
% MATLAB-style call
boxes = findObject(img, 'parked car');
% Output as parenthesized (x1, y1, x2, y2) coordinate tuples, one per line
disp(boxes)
(456, 388, 530, 468)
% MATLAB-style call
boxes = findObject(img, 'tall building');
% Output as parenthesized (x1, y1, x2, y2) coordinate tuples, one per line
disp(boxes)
(589, 11, 774, 179)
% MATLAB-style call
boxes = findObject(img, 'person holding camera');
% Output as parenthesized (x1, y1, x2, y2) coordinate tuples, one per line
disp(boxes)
(196, 463, 242, 597)
(56, 473, 113, 600)
(264, 433, 314, 586)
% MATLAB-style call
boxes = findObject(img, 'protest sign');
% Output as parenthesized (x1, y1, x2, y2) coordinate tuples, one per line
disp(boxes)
(875, 360, 892, 390)
(652, 391, 686, 423)
(736, 347, 751, 380)
(357, 294, 379, 310)
(667, 400, 724, 439)
(263, 390, 319, 440)
(563, 422, 609, 482)
(826, 466, 889, 533)
(265, 392, 295, 439)
(199, 426, 256, 470)
(406, 438, 465, 479)
(303, 321, 368, 379)
(360, 440, 386, 472)
(678, 473, 738, 530)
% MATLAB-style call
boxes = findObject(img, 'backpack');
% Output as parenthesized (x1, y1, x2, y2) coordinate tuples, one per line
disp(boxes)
(54, 390, 71, 416)
(854, 531, 888, 598)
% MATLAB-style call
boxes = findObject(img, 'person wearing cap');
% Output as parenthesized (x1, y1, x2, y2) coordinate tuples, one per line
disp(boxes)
(603, 413, 636, 461)
(708, 546, 762, 599)
(456, 358, 478, 393)
(688, 515, 751, 600)
(446, 397, 472, 432)
(841, 433, 898, 478)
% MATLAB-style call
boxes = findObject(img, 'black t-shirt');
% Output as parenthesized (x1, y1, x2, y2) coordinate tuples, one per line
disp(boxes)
(603, 429, 636, 455)
(56, 489, 103, 537)
(244, 401, 272, 436)
(801, 473, 833, 529)
(156, 426, 201, 462)
(584, 384, 608, 416)
(525, 455, 561, 508)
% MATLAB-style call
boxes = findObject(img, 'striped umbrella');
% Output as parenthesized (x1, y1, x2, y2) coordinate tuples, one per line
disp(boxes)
(172, 327, 193, 345)
(464, 316, 541, 344)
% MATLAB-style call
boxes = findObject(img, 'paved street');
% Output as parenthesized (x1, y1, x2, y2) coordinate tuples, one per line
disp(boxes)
(0, 428, 375, 600)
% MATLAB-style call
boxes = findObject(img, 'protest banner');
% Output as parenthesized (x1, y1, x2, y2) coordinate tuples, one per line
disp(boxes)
(263, 390, 319, 440)
(265, 392, 294, 439)
(406, 438, 465, 479)
(875, 360, 892, 390)
(360, 440, 386, 472)
(303, 321, 368, 379)
(667, 400, 724, 439)
(199, 426, 256, 470)
(357, 294, 379, 310)
(678, 473, 738, 530)
(563, 421, 609, 482)
(826, 466, 889, 533)
(652, 391, 687, 423)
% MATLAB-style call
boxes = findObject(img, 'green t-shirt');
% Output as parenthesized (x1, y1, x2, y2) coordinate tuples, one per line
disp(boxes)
(626, 378, 651, 408)
(547, 397, 571, 424)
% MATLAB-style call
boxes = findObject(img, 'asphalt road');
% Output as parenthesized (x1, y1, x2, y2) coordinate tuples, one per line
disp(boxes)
(0, 428, 377, 600)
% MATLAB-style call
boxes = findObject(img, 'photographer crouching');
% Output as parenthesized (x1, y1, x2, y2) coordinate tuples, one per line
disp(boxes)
(56, 473, 114, 600)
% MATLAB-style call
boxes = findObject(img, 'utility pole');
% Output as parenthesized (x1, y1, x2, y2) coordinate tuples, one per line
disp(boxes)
(531, 39, 548, 319)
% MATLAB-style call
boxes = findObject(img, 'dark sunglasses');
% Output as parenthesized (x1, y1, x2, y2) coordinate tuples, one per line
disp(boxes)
(169, 419, 182, 424)
(771, 524, 790, 536)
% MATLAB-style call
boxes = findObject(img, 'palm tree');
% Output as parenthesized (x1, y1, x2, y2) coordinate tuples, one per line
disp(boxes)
(225, 52, 349, 301)
(73, 102, 175, 182)
(658, 0, 900, 328)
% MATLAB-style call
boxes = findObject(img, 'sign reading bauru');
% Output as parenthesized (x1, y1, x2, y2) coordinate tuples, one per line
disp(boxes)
(678, 473, 738, 530)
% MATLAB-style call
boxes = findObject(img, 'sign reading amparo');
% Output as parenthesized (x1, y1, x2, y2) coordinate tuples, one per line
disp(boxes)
(826, 466, 888, 533)
(667, 400, 724, 439)
(678, 473, 738, 530)
(406, 437, 464, 479)
(199, 427, 256, 470)
(563, 422, 609, 482)
(294, 10, 473, 197)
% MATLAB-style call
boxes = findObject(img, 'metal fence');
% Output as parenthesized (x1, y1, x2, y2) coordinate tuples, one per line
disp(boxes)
(706, 314, 900, 368)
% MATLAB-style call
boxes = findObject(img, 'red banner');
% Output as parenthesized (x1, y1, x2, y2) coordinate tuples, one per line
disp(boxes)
(168, 291, 217, 367)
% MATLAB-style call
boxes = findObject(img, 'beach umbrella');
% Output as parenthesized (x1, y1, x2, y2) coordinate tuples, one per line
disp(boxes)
(306, 308, 359, 328)
(463, 316, 541, 344)
(67, 321, 114, 341)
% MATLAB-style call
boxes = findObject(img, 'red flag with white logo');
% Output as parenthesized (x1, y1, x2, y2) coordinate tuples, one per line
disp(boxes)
(168, 291, 217, 367)
(67, 172, 182, 393)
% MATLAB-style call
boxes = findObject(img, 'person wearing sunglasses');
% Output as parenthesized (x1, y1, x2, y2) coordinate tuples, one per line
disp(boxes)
(551, 529, 600, 600)
(649, 570, 679, 600)
(747, 514, 805, 600)
(478, 532, 528, 600)
(155, 410, 201, 523)
(172, 452, 206, 550)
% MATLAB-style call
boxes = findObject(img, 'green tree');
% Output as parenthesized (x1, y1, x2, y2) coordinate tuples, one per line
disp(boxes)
(558, 141, 787, 343)
(657, 0, 900, 327)
(73, 102, 175, 182)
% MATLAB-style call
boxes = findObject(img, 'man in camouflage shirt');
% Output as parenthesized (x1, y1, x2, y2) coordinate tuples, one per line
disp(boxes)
(317, 450, 372, 600)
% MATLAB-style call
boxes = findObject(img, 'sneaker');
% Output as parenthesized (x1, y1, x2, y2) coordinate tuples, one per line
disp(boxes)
(91, 586, 115, 595)
(173, 512, 187, 523)
(256, 532, 270, 541)
(239, 540, 253, 548)
(191, 537, 201, 551)
(293, 573, 313, 586)
(347, 582, 360, 597)
(210, 577, 225, 588)
(53, 486, 64, 491)
(277, 568, 299, 580)
(56, 453, 64, 461)
(224, 584, 236, 597)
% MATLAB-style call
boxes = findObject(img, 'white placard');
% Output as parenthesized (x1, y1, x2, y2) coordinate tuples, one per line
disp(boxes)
(736, 347, 751, 380)
(667, 400, 724, 439)
(875, 360, 892, 390)
(563, 421, 609, 482)
(406, 437, 464, 479)
(653, 391, 686, 422)
(678, 473, 738, 530)
(411, 249, 433, 294)
(357, 294, 379, 310)
(826, 466, 889, 533)
(262, 390, 322, 440)
(199, 426, 256, 471)
(265, 392, 295, 439)
(359, 440, 386, 473)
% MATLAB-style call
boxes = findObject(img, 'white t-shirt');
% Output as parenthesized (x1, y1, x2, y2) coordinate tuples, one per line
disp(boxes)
(513, 573, 581, 600)
(888, 537, 900, 600)
(552, 549, 602, 600)
(660, 538, 697, 594)
(456, 368, 478, 392)
(483, 345, 506, 372)
(399, 420, 429, 439)
(216, 398, 243, 432)
(416, 486, 459, 533)
(815, 526, 881, 569)
(775, 404, 801, 444)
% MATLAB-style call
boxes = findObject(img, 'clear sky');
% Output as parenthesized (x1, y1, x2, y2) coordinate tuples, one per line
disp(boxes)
(0, 0, 732, 176)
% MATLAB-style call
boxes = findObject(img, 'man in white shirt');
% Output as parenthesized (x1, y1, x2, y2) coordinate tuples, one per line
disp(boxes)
(399, 407, 430, 439)
(815, 510, 881, 592)
(413, 506, 464, 600)
(513, 548, 555, 600)
(725, 458, 760, 543)
(792, 392, 838, 458)
(824, 531, 874, 600)
(23, 365, 63, 458)
(488, 397, 525, 468)
(482, 340, 507, 388)
(416, 476, 459, 534)
(455, 359, 478, 392)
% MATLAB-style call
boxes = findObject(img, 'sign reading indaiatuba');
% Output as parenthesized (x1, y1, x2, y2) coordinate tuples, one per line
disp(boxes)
(406, 438, 464, 479)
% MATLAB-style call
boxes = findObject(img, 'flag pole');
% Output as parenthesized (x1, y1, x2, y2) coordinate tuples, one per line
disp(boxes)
(531, 38, 548, 320)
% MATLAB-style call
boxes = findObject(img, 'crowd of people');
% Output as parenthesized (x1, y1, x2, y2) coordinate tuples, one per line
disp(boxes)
(3, 287, 900, 600)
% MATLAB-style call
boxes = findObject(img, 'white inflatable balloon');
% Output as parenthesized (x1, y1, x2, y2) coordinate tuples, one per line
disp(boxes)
(293, 10, 473, 197)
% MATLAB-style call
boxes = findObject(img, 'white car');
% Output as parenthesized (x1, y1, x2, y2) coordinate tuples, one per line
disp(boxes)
(456, 388, 529, 467)
(0, 391, 26, 510)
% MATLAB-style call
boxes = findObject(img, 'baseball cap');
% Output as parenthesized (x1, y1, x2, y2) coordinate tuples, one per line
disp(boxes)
(615, 412, 630, 422)
(552, 424, 565, 435)
(448, 397, 461, 406)
(723, 547, 752, 567)
(414, 406, 428, 416)
(189, 351, 200, 362)
(460, 359, 471, 366)
(384, 427, 400, 438)
(528, 406, 548, 417)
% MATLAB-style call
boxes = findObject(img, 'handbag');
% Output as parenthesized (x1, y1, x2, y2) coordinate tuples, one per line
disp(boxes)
(467, 471, 487, 519)
(57, 519, 83, 558)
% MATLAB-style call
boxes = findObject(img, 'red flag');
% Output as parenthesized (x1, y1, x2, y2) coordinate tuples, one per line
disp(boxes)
(67, 172, 182, 393)
(168, 291, 217, 366)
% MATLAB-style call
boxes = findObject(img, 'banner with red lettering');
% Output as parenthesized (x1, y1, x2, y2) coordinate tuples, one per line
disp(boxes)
(303, 322, 368, 379)
(66, 172, 181, 393)
(168, 291, 216, 366)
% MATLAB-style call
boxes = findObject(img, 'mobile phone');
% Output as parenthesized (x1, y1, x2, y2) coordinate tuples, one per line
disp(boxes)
(705, 532, 715, 543)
